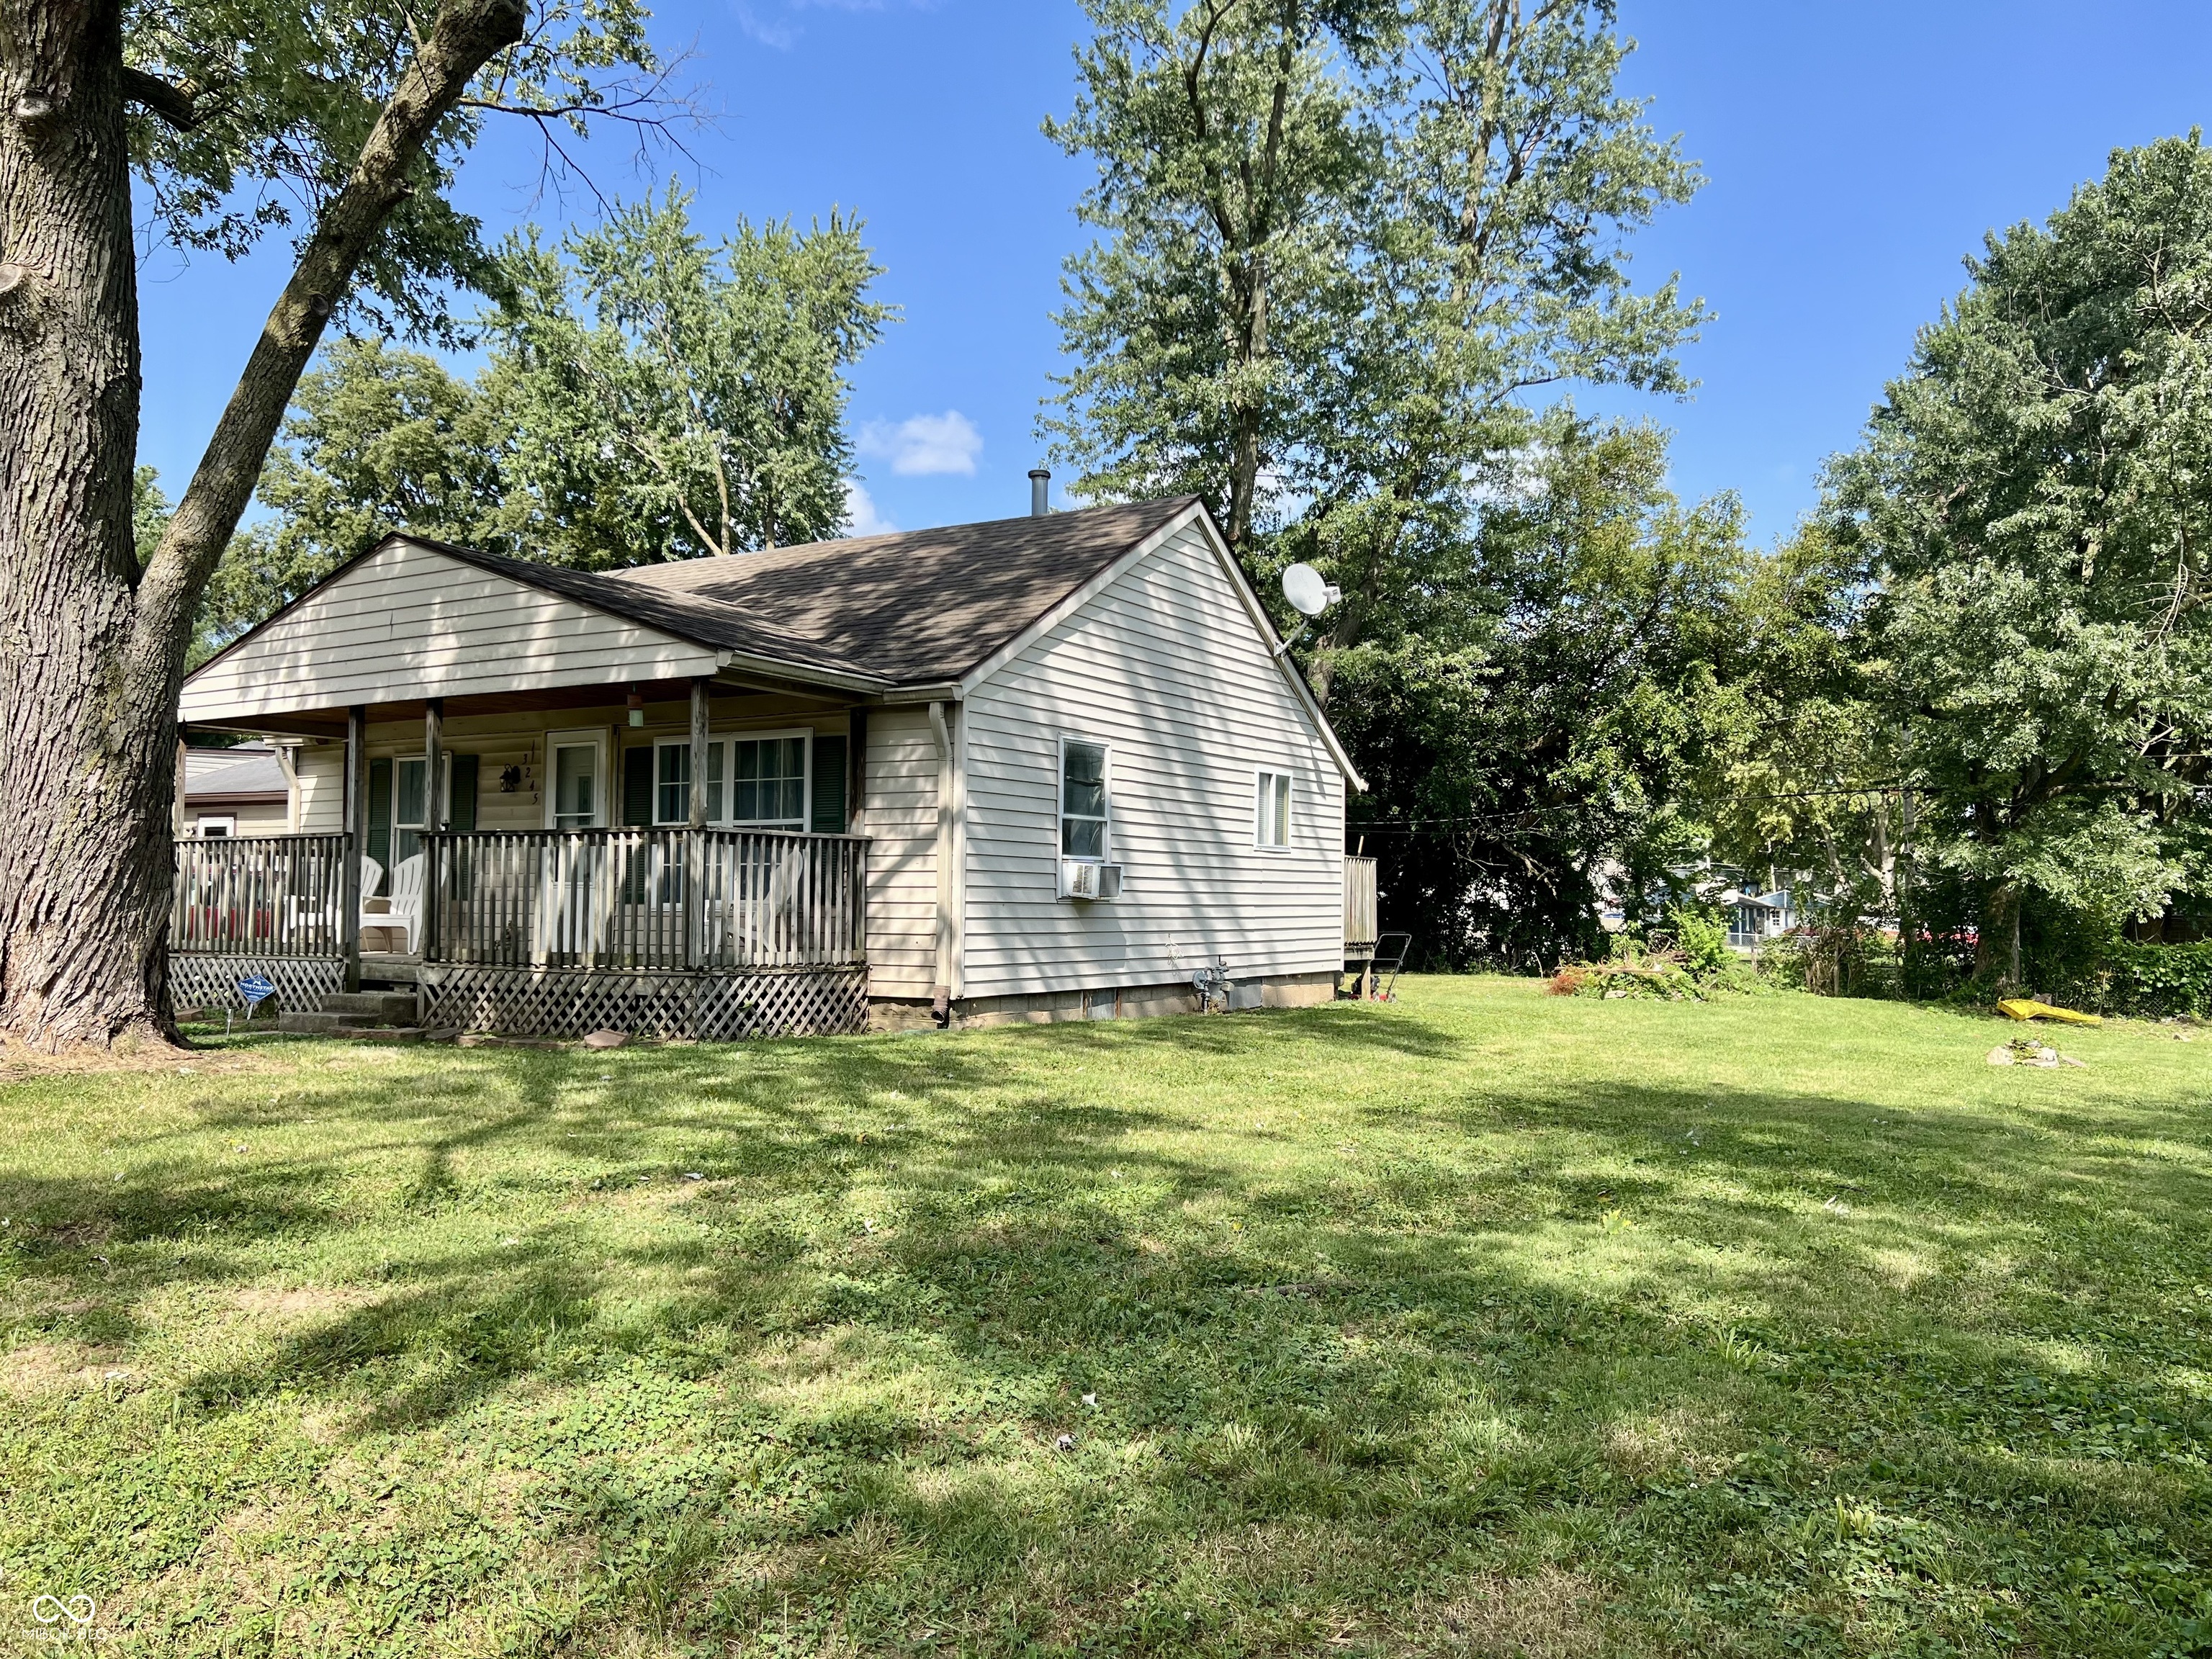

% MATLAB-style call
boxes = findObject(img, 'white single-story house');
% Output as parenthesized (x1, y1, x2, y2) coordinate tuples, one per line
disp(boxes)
(171, 493, 1370, 1036)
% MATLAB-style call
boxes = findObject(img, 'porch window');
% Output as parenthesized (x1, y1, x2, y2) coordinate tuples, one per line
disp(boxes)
(654, 732, 810, 830)
(1060, 738, 1110, 860)
(731, 736, 807, 829)
(655, 742, 691, 826)
(197, 816, 236, 838)
(1254, 770, 1292, 850)
(395, 756, 428, 866)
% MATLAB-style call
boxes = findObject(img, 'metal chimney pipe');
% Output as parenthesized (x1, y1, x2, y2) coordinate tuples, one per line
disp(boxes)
(1028, 468, 1051, 517)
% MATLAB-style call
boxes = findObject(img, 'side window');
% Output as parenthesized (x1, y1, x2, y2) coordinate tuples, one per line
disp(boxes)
(1061, 739, 1110, 859)
(1254, 770, 1292, 850)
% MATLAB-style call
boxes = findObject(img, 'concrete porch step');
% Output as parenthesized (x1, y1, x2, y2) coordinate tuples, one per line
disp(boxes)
(320, 990, 419, 1025)
(274, 1010, 449, 1043)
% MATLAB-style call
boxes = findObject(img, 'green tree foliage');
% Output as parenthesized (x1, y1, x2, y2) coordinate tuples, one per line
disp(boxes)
(1826, 135, 2212, 979)
(132, 467, 173, 567)
(205, 189, 892, 647)
(125, 0, 664, 345)
(1330, 419, 1762, 967)
(482, 189, 893, 563)
(1043, 0, 1701, 570)
(1046, 0, 1714, 963)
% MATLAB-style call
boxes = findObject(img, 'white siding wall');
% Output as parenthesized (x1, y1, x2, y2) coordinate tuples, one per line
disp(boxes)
(864, 705, 940, 997)
(960, 521, 1346, 999)
(179, 540, 720, 721)
(298, 745, 345, 833)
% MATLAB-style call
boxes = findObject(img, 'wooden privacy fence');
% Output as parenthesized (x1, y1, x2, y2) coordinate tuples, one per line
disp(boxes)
(423, 827, 868, 971)
(1344, 855, 1378, 955)
(172, 833, 349, 956)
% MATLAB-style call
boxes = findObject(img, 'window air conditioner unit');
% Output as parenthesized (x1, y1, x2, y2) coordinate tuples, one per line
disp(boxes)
(1059, 859, 1124, 899)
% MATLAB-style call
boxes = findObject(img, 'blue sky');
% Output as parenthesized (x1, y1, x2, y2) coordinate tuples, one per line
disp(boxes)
(134, 0, 2212, 548)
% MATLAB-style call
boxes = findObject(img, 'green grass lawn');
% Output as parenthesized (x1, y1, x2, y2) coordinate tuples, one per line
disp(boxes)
(2, 979, 2209, 1657)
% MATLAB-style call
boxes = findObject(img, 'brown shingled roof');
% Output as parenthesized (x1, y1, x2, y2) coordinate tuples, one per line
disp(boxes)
(607, 497, 1200, 684)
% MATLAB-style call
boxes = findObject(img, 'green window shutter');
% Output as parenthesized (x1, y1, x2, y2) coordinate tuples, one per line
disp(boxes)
(448, 754, 479, 833)
(621, 745, 654, 827)
(366, 759, 392, 892)
(811, 735, 848, 834)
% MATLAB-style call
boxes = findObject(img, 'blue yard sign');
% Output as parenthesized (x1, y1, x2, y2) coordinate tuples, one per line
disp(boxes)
(228, 974, 278, 1035)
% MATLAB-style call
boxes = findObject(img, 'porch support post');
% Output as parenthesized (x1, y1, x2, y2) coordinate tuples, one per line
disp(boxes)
(341, 706, 367, 992)
(685, 677, 709, 971)
(688, 678, 710, 829)
(423, 698, 444, 962)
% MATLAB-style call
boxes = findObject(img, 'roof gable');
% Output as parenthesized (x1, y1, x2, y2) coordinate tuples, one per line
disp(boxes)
(179, 539, 727, 722)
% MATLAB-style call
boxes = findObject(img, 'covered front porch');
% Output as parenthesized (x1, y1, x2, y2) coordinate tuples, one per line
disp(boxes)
(176, 654, 883, 1038)
(172, 817, 871, 1038)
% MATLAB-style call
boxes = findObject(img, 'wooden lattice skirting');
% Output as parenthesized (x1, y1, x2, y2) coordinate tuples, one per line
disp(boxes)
(419, 965, 868, 1040)
(171, 954, 347, 1014)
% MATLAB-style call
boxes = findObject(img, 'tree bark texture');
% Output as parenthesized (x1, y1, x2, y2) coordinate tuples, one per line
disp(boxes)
(0, 0, 160, 1048)
(0, 0, 524, 1051)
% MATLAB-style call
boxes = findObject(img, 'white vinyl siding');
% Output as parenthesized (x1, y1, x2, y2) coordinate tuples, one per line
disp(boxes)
(297, 745, 346, 833)
(959, 520, 1345, 998)
(178, 539, 720, 722)
(863, 704, 940, 997)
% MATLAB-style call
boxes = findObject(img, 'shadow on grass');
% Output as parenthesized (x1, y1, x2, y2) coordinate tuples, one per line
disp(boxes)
(4, 996, 2209, 1655)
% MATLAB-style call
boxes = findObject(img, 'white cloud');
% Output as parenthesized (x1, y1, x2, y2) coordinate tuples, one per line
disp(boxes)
(841, 479, 896, 538)
(858, 410, 983, 477)
(732, 4, 799, 47)
(732, 0, 937, 51)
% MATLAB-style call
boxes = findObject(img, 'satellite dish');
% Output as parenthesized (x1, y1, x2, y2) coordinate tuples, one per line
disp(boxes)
(1282, 563, 1339, 619)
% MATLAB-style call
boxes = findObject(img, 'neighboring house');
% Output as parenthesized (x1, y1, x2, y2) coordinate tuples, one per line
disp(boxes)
(180, 743, 296, 837)
(1595, 860, 1800, 952)
(171, 494, 1367, 1036)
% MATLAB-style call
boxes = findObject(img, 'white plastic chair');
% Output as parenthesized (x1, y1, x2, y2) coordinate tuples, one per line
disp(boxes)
(362, 854, 425, 953)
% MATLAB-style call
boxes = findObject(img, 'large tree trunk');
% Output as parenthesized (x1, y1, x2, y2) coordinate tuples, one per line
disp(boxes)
(0, 0, 526, 1052)
(0, 0, 166, 1049)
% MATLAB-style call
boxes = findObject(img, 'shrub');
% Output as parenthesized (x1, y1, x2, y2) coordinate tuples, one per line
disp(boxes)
(2072, 940, 2212, 1020)
(1669, 905, 1733, 979)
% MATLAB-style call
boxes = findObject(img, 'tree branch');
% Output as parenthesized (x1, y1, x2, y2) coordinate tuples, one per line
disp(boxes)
(134, 0, 530, 659)
(122, 66, 199, 130)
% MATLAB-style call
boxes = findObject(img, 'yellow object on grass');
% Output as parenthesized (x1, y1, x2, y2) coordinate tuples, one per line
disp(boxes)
(1997, 998, 2103, 1026)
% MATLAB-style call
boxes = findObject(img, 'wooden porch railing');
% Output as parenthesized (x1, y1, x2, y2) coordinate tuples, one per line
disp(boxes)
(172, 833, 349, 958)
(424, 827, 868, 971)
(1344, 855, 1378, 954)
